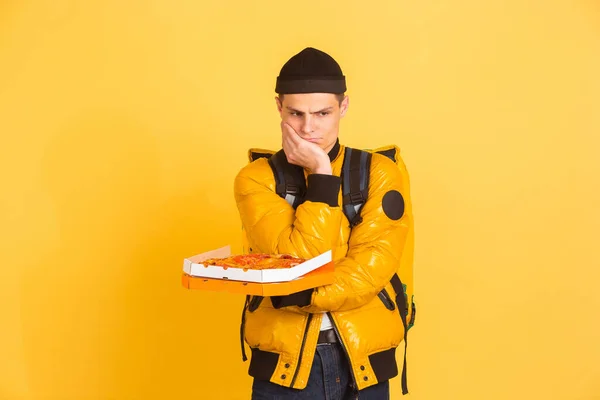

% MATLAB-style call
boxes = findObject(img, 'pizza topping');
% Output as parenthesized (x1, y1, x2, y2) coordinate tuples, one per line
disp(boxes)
(201, 253, 305, 270)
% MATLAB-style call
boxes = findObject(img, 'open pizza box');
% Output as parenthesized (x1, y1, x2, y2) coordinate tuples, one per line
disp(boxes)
(181, 245, 335, 296)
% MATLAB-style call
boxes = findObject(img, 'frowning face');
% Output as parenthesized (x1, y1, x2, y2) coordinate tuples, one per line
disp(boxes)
(276, 92, 349, 154)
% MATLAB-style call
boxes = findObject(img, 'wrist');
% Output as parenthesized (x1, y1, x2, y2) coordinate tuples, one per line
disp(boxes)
(312, 157, 332, 175)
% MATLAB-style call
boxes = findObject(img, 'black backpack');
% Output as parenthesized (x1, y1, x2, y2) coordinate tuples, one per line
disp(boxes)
(241, 144, 416, 394)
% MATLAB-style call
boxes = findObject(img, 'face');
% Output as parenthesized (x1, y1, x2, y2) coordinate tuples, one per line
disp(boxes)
(276, 93, 349, 153)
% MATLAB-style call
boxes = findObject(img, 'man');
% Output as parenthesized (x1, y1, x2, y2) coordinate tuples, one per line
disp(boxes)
(234, 47, 413, 399)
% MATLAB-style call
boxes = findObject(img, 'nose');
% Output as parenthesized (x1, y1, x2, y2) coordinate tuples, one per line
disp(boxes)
(301, 115, 315, 135)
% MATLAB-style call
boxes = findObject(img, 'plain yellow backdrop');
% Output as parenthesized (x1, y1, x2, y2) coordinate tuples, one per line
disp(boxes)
(1, 1, 599, 399)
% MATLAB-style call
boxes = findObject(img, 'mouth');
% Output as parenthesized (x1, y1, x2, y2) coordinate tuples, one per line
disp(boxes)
(304, 137, 321, 143)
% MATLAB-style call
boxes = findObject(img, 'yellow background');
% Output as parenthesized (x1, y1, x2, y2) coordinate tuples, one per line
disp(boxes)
(1, 0, 599, 399)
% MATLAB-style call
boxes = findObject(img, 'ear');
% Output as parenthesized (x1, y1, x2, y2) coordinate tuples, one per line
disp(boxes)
(340, 95, 349, 118)
(275, 96, 283, 115)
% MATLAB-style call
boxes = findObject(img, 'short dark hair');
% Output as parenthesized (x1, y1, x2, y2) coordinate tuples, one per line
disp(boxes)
(279, 93, 345, 105)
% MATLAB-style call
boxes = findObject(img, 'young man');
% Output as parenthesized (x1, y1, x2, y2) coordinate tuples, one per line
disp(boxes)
(234, 47, 413, 399)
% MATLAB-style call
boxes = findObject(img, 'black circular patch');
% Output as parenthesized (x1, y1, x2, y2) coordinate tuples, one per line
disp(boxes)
(382, 190, 405, 220)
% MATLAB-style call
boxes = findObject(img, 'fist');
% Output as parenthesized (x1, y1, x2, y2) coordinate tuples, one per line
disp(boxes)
(281, 122, 331, 174)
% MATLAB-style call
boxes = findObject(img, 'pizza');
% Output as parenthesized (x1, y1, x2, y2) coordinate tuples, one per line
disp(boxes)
(201, 253, 306, 270)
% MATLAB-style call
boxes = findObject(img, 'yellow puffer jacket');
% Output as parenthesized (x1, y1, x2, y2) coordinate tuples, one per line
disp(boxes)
(233, 140, 415, 392)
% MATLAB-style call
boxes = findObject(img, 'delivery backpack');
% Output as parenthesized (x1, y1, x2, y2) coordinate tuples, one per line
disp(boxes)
(242, 144, 416, 395)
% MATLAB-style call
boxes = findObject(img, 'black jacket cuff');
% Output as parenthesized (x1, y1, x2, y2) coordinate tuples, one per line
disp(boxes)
(304, 174, 341, 207)
(270, 288, 314, 309)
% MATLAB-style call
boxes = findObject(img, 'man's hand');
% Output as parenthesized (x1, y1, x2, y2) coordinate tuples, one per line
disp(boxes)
(281, 121, 332, 175)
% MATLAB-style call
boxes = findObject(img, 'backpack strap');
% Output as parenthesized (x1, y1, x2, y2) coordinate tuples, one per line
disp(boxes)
(342, 146, 411, 395)
(239, 149, 307, 363)
(390, 273, 410, 395)
(268, 150, 307, 209)
(248, 148, 276, 163)
(341, 147, 372, 227)
(240, 294, 250, 362)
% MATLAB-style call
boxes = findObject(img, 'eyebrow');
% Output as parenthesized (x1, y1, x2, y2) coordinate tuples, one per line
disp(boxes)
(286, 106, 334, 114)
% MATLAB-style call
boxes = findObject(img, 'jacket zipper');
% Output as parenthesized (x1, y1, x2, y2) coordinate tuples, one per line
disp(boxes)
(327, 312, 358, 396)
(290, 313, 313, 388)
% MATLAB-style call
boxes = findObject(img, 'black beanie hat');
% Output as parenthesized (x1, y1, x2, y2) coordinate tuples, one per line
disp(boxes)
(275, 47, 346, 94)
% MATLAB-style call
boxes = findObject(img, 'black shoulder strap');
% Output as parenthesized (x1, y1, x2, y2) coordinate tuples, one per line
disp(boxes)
(341, 147, 372, 227)
(268, 150, 307, 209)
(342, 147, 411, 395)
(391, 274, 410, 395)
(240, 295, 250, 362)
(240, 150, 306, 365)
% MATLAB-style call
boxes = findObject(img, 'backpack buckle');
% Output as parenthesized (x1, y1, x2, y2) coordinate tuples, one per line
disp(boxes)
(349, 192, 364, 204)
(285, 183, 303, 195)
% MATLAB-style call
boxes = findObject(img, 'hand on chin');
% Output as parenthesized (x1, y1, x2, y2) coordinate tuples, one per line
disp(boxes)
(281, 122, 330, 174)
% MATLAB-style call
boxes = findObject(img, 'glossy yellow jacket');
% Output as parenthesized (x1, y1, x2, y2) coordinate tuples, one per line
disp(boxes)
(233, 141, 415, 391)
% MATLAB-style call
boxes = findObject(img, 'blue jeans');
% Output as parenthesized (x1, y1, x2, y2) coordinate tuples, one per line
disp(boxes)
(251, 343, 390, 400)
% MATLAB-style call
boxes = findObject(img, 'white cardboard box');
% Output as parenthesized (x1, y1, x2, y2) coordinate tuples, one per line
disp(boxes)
(183, 245, 332, 283)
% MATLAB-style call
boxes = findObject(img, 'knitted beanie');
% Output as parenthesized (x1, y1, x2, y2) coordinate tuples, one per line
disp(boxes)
(275, 47, 346, 94)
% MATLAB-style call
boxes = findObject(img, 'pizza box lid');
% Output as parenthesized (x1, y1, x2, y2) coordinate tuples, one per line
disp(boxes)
(182, 245, 332, 283)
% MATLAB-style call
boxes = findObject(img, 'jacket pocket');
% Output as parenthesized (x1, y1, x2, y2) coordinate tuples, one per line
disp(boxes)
(377, 288, 396, 311)
(248, 295, 264, 312)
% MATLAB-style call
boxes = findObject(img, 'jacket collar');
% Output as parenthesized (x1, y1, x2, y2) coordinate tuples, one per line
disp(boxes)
(328, 138, 341, 162)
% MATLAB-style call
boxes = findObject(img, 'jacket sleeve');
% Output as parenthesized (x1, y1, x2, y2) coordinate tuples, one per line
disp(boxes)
(233, 159, 344, 258)
(271, 156, 410, 313)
